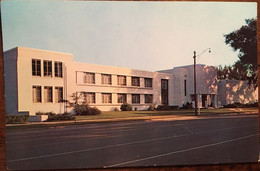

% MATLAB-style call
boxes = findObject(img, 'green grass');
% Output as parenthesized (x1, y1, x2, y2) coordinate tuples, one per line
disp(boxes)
(6, 107, 258, 131)
(75, 107, 258, 120)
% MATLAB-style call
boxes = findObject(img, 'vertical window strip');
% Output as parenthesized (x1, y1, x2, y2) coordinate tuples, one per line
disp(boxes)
(184, 80, 187, 96)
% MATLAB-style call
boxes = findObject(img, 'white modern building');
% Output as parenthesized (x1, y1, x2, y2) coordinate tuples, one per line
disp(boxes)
(4, 47, 258, 115)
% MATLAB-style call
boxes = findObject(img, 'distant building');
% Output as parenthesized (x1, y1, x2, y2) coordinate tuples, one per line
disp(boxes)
(3, 47, 258, 115)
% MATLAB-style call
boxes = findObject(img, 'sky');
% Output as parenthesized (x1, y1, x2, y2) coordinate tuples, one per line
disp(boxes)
(2, 1, 257, 71)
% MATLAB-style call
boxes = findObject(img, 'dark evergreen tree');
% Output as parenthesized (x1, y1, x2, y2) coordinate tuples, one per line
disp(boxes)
(224, 18, 257, 88)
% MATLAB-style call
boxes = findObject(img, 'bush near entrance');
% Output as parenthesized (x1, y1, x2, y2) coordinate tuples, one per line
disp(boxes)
(74, 104, 101, 115)
(223, 102, 258, 108)
(120, 103, 133, 111)
(6, 115, 29, 124)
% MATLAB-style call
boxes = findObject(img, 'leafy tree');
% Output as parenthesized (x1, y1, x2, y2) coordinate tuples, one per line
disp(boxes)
(224, 18, 257, 88)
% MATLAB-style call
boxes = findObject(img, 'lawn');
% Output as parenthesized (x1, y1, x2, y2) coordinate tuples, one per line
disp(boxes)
(75, 107, 258, 120)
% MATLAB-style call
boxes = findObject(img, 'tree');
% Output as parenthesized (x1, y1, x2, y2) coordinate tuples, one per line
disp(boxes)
(217, 61, 250, 81)
(224, 18, 257, 88)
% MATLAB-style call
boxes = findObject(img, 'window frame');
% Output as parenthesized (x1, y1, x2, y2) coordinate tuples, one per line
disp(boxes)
(102, 93, 112, 103)
(145, 78, 153, 88)
(84, 92, 96, 104)
(101, 74, 112, 85)
(117, 75, 126, 86)
(131, 77, 140, 87)
(132, 94, 140, 104)
(44, 86, 53, 103)
(32, 86, 42, 103)
(32, 59, 41, 76)
(117, 93, 127, 103)
(44, 60, 52, 77)
(55, 87, 63, 103)
(55, 61, 63, 78)
(145, 94, 153, 104)
(84, 72, 95, 84)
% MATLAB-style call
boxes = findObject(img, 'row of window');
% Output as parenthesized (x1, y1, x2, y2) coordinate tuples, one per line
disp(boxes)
(32, 86, 63, 103)
(32, 59, 63, 77)
(84, 72, 153, 87)
(80, 92, 153, 104)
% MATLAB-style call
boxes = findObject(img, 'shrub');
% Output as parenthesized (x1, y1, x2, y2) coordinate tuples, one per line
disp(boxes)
(148, 104, 156, 111)
(120, 103, 132, 111)
(114, 107, 119, 111)
(180, 102, 193, 109)
(74, 104, 101, 115)
(6, 115, 29, 124)
(134, 107, 137, 111)
(223, 102, 258, 108)
(47, 113, 75, 122)
(156, 105, 179, 111)
(88, 107, 101, 115)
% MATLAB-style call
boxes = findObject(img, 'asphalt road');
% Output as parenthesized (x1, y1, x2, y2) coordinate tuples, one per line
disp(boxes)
(6, 114, 259, 170)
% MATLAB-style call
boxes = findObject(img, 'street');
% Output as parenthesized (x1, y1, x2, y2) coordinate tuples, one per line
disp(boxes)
(7, 114, 259, 170)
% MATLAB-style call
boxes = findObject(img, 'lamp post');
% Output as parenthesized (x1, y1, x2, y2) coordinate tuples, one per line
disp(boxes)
(193, 48, 211, 116)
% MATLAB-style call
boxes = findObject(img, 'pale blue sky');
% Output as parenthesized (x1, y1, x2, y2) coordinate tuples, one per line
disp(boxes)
(2, 1, 257, 71)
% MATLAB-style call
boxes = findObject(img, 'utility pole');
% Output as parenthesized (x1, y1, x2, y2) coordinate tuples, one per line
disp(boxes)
(193, 51, 198, 116)
(193, 48, 211, 116)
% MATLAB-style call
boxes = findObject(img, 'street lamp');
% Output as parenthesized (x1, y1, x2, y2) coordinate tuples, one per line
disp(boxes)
(193, 48, 211, 116)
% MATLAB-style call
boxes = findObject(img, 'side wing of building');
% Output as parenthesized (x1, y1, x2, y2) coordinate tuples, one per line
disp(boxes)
(4, 47, 174, 115)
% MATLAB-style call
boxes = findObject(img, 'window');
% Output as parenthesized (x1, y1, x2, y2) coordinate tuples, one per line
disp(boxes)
(145, 94, 153, 103)
(118, 93, 127, 103)
(84, 72, 95, 84)
(145, 78, 153, 88)
(44, 86, 53, 103)
(131, 77, 140, 86)
(184, 80, 187, 96)
(132, 94, 140, 104)
(84, 92, 95, 104)
(118, 75, 126, 86)
(102, 74, 112, 85)
(55, 87, 63, 103)
(102, 93, 112, 103)
(55, 62, 63, 77)
(161, 79, 169, 105)
(32, 86, 41, 102)
(44, 60, 52, 77)
(32, 59, 41, 76)
(161, 79, 168, 89)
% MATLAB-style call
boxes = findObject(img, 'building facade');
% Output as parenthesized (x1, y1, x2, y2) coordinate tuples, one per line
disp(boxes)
(4, 47, 258, 115)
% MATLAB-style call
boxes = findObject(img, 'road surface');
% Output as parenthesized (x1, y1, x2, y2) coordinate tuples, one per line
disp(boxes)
(6, 114, 259, 170)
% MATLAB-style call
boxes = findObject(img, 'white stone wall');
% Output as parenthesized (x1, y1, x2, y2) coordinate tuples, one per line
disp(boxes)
(4, 47, 74, 115)
(217, 80, 258, 106)
(159, 64, 218, 107)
